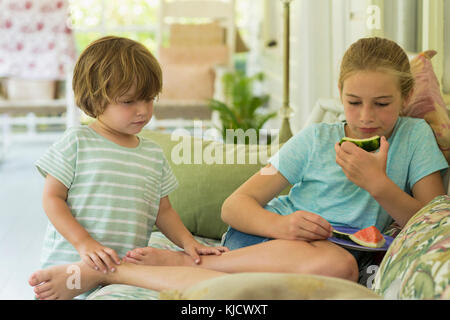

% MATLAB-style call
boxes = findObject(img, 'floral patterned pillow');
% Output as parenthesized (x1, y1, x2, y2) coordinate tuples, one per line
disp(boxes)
(373, 195, 450, 299)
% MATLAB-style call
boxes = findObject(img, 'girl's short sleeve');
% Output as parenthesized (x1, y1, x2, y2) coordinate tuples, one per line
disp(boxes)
(35, 129, 78, 189)
(268, 125, 315, 185)
(160, 153, 179, 198)
(408, 120, 449, 190)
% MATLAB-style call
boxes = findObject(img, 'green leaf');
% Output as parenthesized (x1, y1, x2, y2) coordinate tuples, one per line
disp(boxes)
(212, 71, 274, 144)
(255, 112, 278, 130)
(208, 99, 240, 128)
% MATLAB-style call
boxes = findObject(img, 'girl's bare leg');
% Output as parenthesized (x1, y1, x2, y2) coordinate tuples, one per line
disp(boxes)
(125, 239, 359, 282)
(29, 262, 104, 300)
(29, 261, 226, 300)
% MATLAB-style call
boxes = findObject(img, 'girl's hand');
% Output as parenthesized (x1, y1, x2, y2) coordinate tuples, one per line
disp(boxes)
(277, 210, 333, 241)
(183, 240, 229, 264)
(335, 136, 389, 193)
(76, 237, 121, 273)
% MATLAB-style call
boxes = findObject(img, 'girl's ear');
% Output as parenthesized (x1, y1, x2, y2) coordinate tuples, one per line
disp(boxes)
(402, 88, 414, 109)
(406, 88, 414, 104)
(399, 88, 414, 116)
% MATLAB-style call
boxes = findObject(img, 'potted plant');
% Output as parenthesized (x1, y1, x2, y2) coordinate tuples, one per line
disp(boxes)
(208, 71, 277, 144)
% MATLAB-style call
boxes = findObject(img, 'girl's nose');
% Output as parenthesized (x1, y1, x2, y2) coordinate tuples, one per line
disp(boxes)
(360, 103, 375, 122)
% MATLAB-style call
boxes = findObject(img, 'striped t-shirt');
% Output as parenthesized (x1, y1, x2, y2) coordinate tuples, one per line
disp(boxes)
(35, 125, 178, 268)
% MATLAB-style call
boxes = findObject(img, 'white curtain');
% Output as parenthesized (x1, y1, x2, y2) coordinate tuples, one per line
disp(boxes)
(443, 0, 450, 93)
(244, 0, 263, 78)
(384, 0, 419, 53)
(289, 0, 333, 132)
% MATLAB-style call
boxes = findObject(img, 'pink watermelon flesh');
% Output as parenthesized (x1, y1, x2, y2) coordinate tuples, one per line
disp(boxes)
(349, 226, 385, 248)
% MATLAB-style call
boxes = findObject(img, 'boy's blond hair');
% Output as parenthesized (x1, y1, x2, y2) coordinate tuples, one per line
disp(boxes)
(73, 36, 162, 117)
(339, 37, 414, 99)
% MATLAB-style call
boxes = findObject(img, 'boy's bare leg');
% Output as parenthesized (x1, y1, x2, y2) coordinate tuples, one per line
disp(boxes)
(125, 239, 358, 282)
(29, 261, 226, 300)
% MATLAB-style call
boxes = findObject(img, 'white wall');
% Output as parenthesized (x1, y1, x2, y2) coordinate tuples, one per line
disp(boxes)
(261, 0, 335, 133)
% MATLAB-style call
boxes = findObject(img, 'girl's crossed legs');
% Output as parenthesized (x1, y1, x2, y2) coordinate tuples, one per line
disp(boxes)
(29, 238, 358, 299)
(125, 238, 358, 279)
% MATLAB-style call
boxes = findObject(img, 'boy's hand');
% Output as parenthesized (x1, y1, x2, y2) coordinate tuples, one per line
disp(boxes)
(183, 240, 229, 264)
(76, 237, 121, 273)
(335, 136, 389, 193)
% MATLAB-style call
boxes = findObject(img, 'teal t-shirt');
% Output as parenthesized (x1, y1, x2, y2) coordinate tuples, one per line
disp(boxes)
(267, 117, 448, 231)
(35, 126, 178, 268)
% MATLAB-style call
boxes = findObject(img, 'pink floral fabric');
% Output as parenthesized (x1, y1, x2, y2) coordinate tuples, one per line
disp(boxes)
(404, 51, 450, 164)
(0, 0, 76, 80)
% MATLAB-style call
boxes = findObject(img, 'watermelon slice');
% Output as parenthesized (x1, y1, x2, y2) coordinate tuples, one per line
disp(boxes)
(349, 226, 385, 248)
(339, 135, 380, 152)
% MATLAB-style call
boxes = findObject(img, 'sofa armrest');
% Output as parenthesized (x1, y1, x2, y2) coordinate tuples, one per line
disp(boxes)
(373, 195, 450, 299)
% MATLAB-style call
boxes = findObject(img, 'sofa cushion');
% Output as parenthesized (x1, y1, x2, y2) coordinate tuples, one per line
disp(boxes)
(169, 23, 225, 47)
(373, 195, 450, 299)
(159, 272, 381, 300)
(139, 130, 282, 239)
(159, 63, 215, 100)
(158, 45, 229, 100)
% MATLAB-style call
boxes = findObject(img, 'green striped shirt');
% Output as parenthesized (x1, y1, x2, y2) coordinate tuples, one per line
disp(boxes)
(36, 125, 178, 268)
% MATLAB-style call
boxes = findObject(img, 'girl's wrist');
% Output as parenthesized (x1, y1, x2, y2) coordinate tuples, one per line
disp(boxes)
(368, 174, 391, 199)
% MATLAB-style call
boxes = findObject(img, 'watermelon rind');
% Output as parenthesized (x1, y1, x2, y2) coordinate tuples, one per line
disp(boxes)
(339, 135, 380, 152)
(349, 234, 386, 248)
(332, 229, 352, 241)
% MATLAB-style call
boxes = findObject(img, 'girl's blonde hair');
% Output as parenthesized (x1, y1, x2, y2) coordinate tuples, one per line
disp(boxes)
(339, 37, 414, 99)
(73, 36, 162, 117)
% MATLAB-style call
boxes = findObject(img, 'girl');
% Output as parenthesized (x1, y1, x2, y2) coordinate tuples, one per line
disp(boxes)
(34, 36, 226, 298)
(29, 37, 447, 299)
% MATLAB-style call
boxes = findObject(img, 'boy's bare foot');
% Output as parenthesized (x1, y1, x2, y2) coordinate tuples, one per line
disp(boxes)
(28, 261, 106, 300)
(123, 247, 194, 267)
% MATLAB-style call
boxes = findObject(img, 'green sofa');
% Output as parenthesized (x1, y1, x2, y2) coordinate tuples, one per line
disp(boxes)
(87, 130, 449, 300)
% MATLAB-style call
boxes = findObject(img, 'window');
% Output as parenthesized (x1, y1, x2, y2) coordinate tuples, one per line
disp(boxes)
(69, 0, 251, 59)
(68, 0, 158, 52)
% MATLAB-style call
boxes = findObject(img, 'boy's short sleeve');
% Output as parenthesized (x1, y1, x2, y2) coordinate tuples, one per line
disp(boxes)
(160, 153, 179, 198)
(408, 120, 449, 190)
(35, 129, 77, 189)
(268, 125, 315, 185)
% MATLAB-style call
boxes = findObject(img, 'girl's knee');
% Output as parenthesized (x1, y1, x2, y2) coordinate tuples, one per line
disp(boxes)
(309, 242, 359, 282)
(336, 251, 359, 282)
